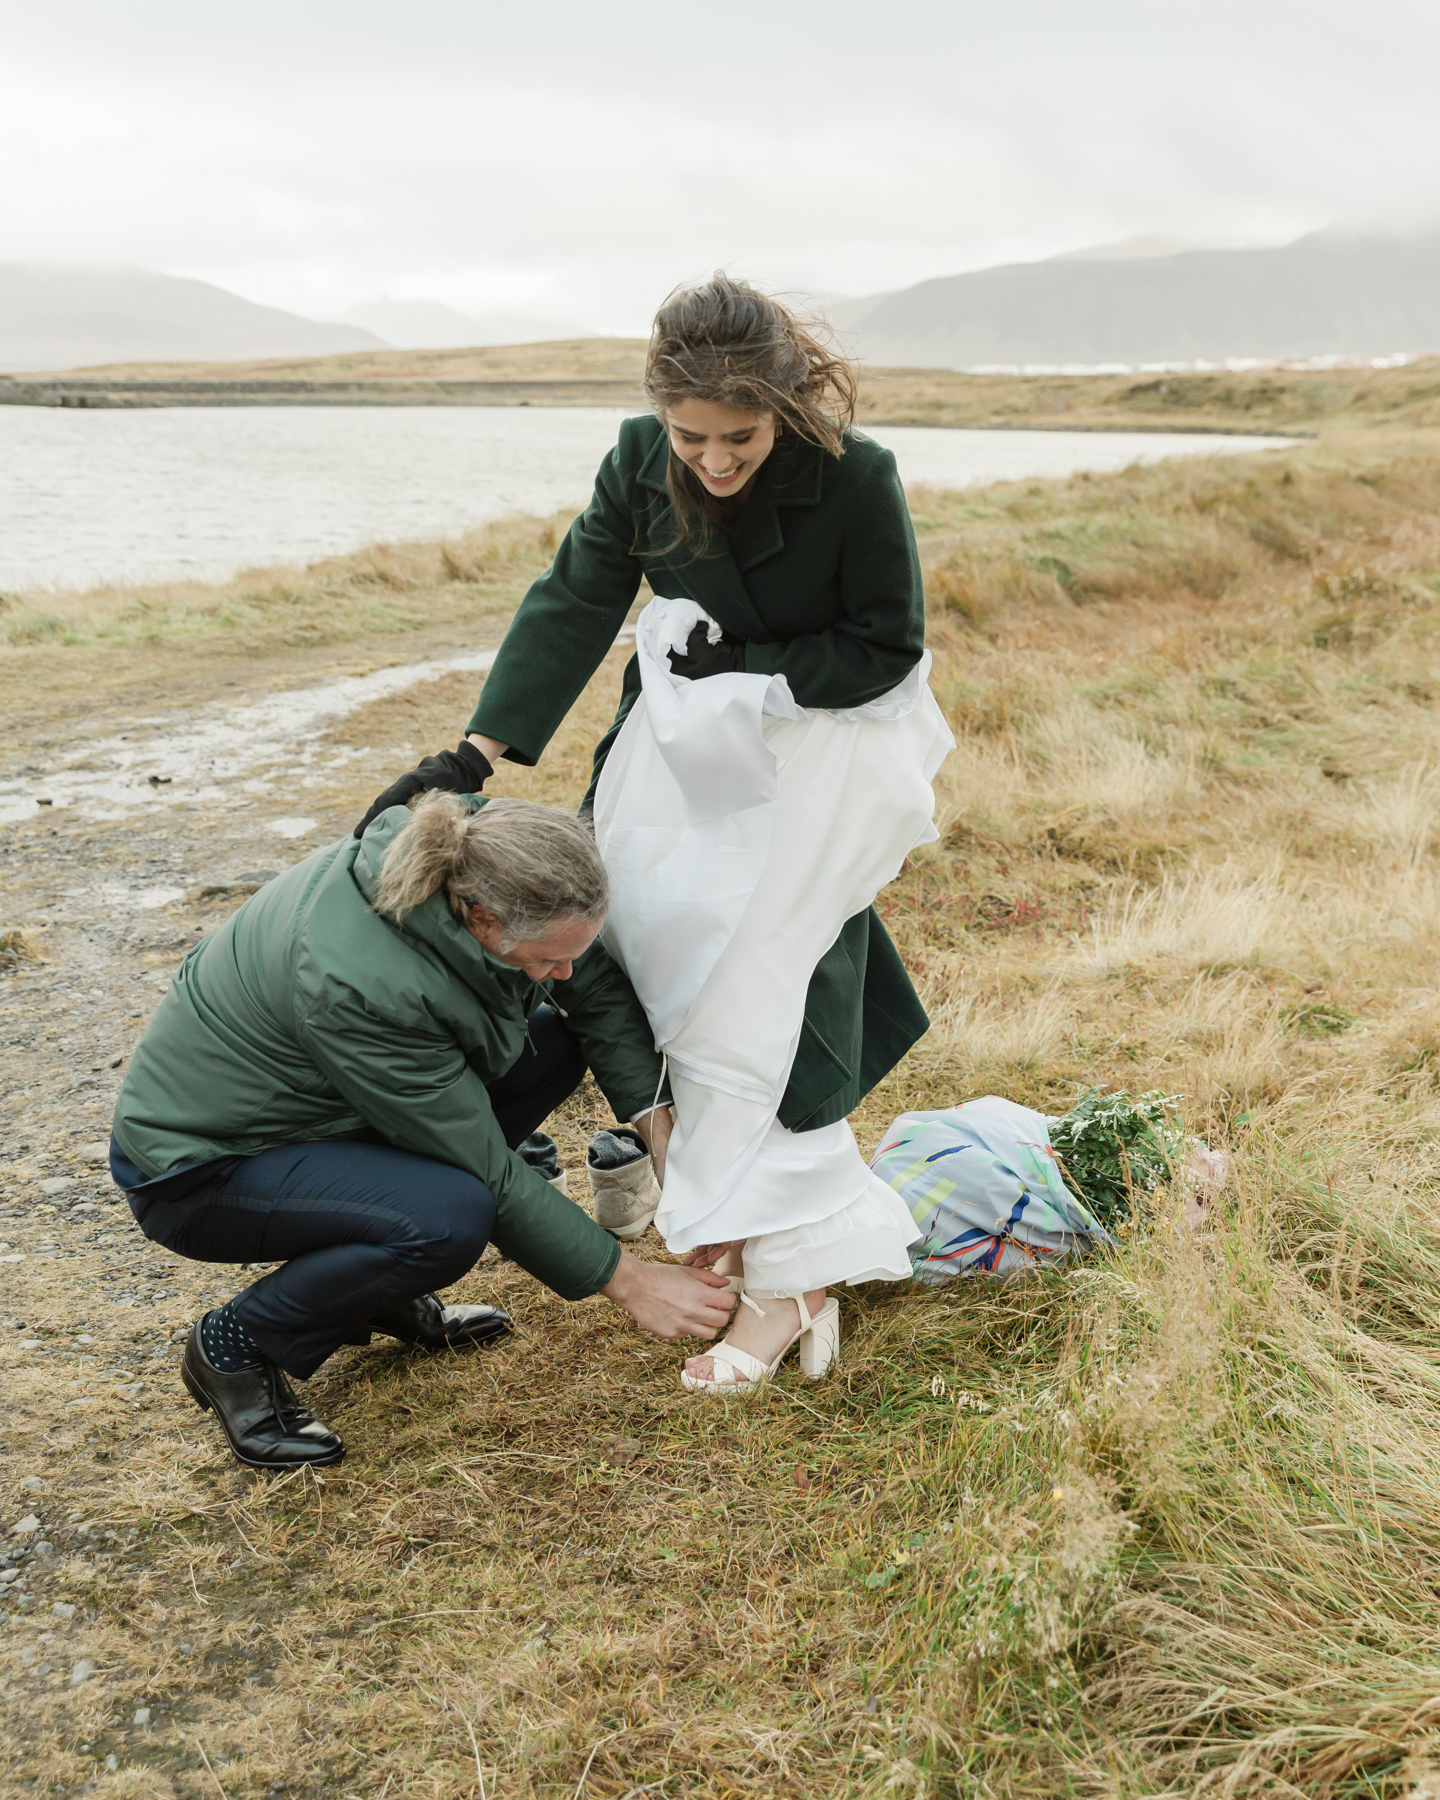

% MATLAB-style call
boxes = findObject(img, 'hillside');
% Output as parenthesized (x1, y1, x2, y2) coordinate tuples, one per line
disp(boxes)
(832, 231, 1440, 369)
(0, 265, 387, 371)
(10, 235, 1440, 380)
(344, 299, 597, 350)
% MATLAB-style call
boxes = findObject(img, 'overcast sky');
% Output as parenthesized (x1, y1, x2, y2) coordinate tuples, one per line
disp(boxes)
(5, 0, 1440, 333)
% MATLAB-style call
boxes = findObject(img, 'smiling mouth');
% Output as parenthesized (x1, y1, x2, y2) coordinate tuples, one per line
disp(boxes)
(700, 466, 741, 483)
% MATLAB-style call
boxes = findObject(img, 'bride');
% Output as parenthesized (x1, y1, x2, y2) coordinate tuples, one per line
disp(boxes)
(357, 273, 952, 1390)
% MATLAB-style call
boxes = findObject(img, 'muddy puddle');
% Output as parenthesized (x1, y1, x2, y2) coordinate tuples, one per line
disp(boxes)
(0, 646, 501, 827)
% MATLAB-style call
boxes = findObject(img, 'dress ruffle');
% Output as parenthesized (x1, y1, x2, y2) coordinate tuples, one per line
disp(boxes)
(741, 1172, 921, 1296)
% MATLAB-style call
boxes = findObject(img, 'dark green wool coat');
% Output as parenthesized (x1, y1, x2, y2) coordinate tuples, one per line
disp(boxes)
(467, 414, 931, 1131)
(110, 802, 669, 1300)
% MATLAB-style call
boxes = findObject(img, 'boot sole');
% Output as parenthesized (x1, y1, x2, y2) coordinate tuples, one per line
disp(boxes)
(182, 1360, 346, 1469)
(381, 1324, 514, 1352)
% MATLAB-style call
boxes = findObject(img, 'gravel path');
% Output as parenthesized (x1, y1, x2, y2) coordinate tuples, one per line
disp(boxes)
(0, 635, 508, 1759)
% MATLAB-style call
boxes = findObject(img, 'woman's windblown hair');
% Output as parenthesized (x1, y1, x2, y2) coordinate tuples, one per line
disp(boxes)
(643, 271, 858, 551)
(374, 794, 608, 948)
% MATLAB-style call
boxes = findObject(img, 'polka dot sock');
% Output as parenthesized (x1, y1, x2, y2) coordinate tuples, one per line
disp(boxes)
(200, 1302, 265, 1372)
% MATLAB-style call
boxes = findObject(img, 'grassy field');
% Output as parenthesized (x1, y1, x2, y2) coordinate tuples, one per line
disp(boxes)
(10, 338, 1440, 434)
(5, 416, 1440, 1797)
(8, 339, 653, 386)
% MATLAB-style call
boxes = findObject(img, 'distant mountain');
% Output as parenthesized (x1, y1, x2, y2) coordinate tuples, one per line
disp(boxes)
(821, 291, 895, 332)
(345, 298, 597, 350)
(825, 232, 1440, 369)
(0, 266, 388, 372)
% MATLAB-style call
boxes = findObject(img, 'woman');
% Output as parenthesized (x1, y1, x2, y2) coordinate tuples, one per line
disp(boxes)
(109, 795, 733, 1468)
(357, 275, 951, 1391)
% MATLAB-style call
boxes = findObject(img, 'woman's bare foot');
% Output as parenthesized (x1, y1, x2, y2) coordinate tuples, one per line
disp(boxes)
(683, 1288, 827, 1384)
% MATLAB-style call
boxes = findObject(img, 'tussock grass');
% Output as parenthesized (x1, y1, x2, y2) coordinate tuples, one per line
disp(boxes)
(8, 427, 1440, 1796)
(860, 356, 1440, 435)
(0, 511, 576, 654)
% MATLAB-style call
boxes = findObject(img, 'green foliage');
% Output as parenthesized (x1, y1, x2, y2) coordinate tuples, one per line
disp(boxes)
(1285, 999, 1358, 1038)
(1048, 1087, 1188, 1229)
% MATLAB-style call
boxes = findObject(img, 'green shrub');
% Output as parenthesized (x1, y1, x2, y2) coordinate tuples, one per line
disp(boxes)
(1049, 1087, 1188, 1228)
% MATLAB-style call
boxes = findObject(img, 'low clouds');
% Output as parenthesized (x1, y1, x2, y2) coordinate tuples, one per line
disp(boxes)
(5, 0, 1440, 332)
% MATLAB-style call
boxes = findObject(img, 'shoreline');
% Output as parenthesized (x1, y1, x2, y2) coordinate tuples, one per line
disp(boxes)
(2, 342, 1433, 433)
(0, 375, 648, 411)
(0, 375, 1304, 436)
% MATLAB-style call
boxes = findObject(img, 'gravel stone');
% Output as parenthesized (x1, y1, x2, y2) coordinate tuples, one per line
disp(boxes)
(69, 1657, 97, 1684)
(38, 1178, 74, 1195)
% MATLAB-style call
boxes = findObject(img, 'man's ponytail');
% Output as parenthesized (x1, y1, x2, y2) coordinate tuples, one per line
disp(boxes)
(373, 791, 471, 923)
(374, 792, 608, 947)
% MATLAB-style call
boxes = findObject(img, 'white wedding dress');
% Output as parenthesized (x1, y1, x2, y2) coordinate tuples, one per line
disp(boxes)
(593, 596, 954, 1295)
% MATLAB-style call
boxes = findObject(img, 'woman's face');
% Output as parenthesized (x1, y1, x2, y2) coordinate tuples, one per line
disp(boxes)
(467, 909, 601, 983)
(664, 397, 777, 501)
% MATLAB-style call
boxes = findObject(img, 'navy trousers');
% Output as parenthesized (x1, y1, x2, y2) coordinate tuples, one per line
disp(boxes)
(130, 1007, 586, 1378)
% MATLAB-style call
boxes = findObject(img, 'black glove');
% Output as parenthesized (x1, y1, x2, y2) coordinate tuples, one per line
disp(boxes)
(667, 621, 746, 680)
(352, 740, 494, 839)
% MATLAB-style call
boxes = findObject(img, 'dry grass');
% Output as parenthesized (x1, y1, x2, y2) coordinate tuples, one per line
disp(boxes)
(13, 339, 1440, 435)
(6, 424, 1440, 1796)
(856, 357, 1440, 435)
(9, 339, 652, 386)
(0, 512, 576, 655)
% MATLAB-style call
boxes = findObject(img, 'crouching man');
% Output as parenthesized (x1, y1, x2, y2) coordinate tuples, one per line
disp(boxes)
(109, 794, 733, 1469)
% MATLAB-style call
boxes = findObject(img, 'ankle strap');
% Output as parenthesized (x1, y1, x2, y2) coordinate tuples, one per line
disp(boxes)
(737, 1291, 814, 1334)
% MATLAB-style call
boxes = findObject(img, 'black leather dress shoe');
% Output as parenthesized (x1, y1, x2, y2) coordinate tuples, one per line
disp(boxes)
(368, 1292, 513, 1352)
(181, 1320, 344, 1469)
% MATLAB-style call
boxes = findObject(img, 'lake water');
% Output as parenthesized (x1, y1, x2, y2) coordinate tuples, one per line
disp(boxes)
(0, 404, 1297, 592)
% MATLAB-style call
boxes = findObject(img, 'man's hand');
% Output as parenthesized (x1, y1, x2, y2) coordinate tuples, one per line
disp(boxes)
(632, 1104, 674, 1186)
(352, 740, 494, 839)
(600, 1254, 734, 1340)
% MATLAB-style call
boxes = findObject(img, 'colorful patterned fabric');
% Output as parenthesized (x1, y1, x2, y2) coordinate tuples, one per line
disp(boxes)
(869, 1097, 1111, 1282)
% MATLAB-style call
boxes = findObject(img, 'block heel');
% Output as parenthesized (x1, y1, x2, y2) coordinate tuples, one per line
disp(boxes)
(798, 1298, 840, 1379)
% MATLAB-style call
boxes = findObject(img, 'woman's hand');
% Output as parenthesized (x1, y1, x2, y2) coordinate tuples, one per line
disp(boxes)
(681, 1240, 740, 1270)
(352, 740, 496, 839)
(632, 1103, 674, 1186)
(667, 622, 745, 680)
(600, 1253, 734, 1339)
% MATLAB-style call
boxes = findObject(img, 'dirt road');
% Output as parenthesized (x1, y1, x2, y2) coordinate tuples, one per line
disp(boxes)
(0, 622, 640, 1790)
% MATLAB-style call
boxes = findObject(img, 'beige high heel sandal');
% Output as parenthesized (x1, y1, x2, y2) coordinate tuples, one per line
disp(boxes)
(680, 1291, 840, 1394)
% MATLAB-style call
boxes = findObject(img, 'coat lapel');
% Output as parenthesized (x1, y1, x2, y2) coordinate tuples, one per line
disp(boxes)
(637, 430, 827, 636)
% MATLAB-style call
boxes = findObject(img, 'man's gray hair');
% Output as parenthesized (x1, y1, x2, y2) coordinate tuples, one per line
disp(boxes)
(374, 792, 608, 947)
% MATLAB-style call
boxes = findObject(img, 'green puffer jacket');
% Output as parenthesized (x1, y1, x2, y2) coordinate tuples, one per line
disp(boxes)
(111, 802, 664, 1299)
